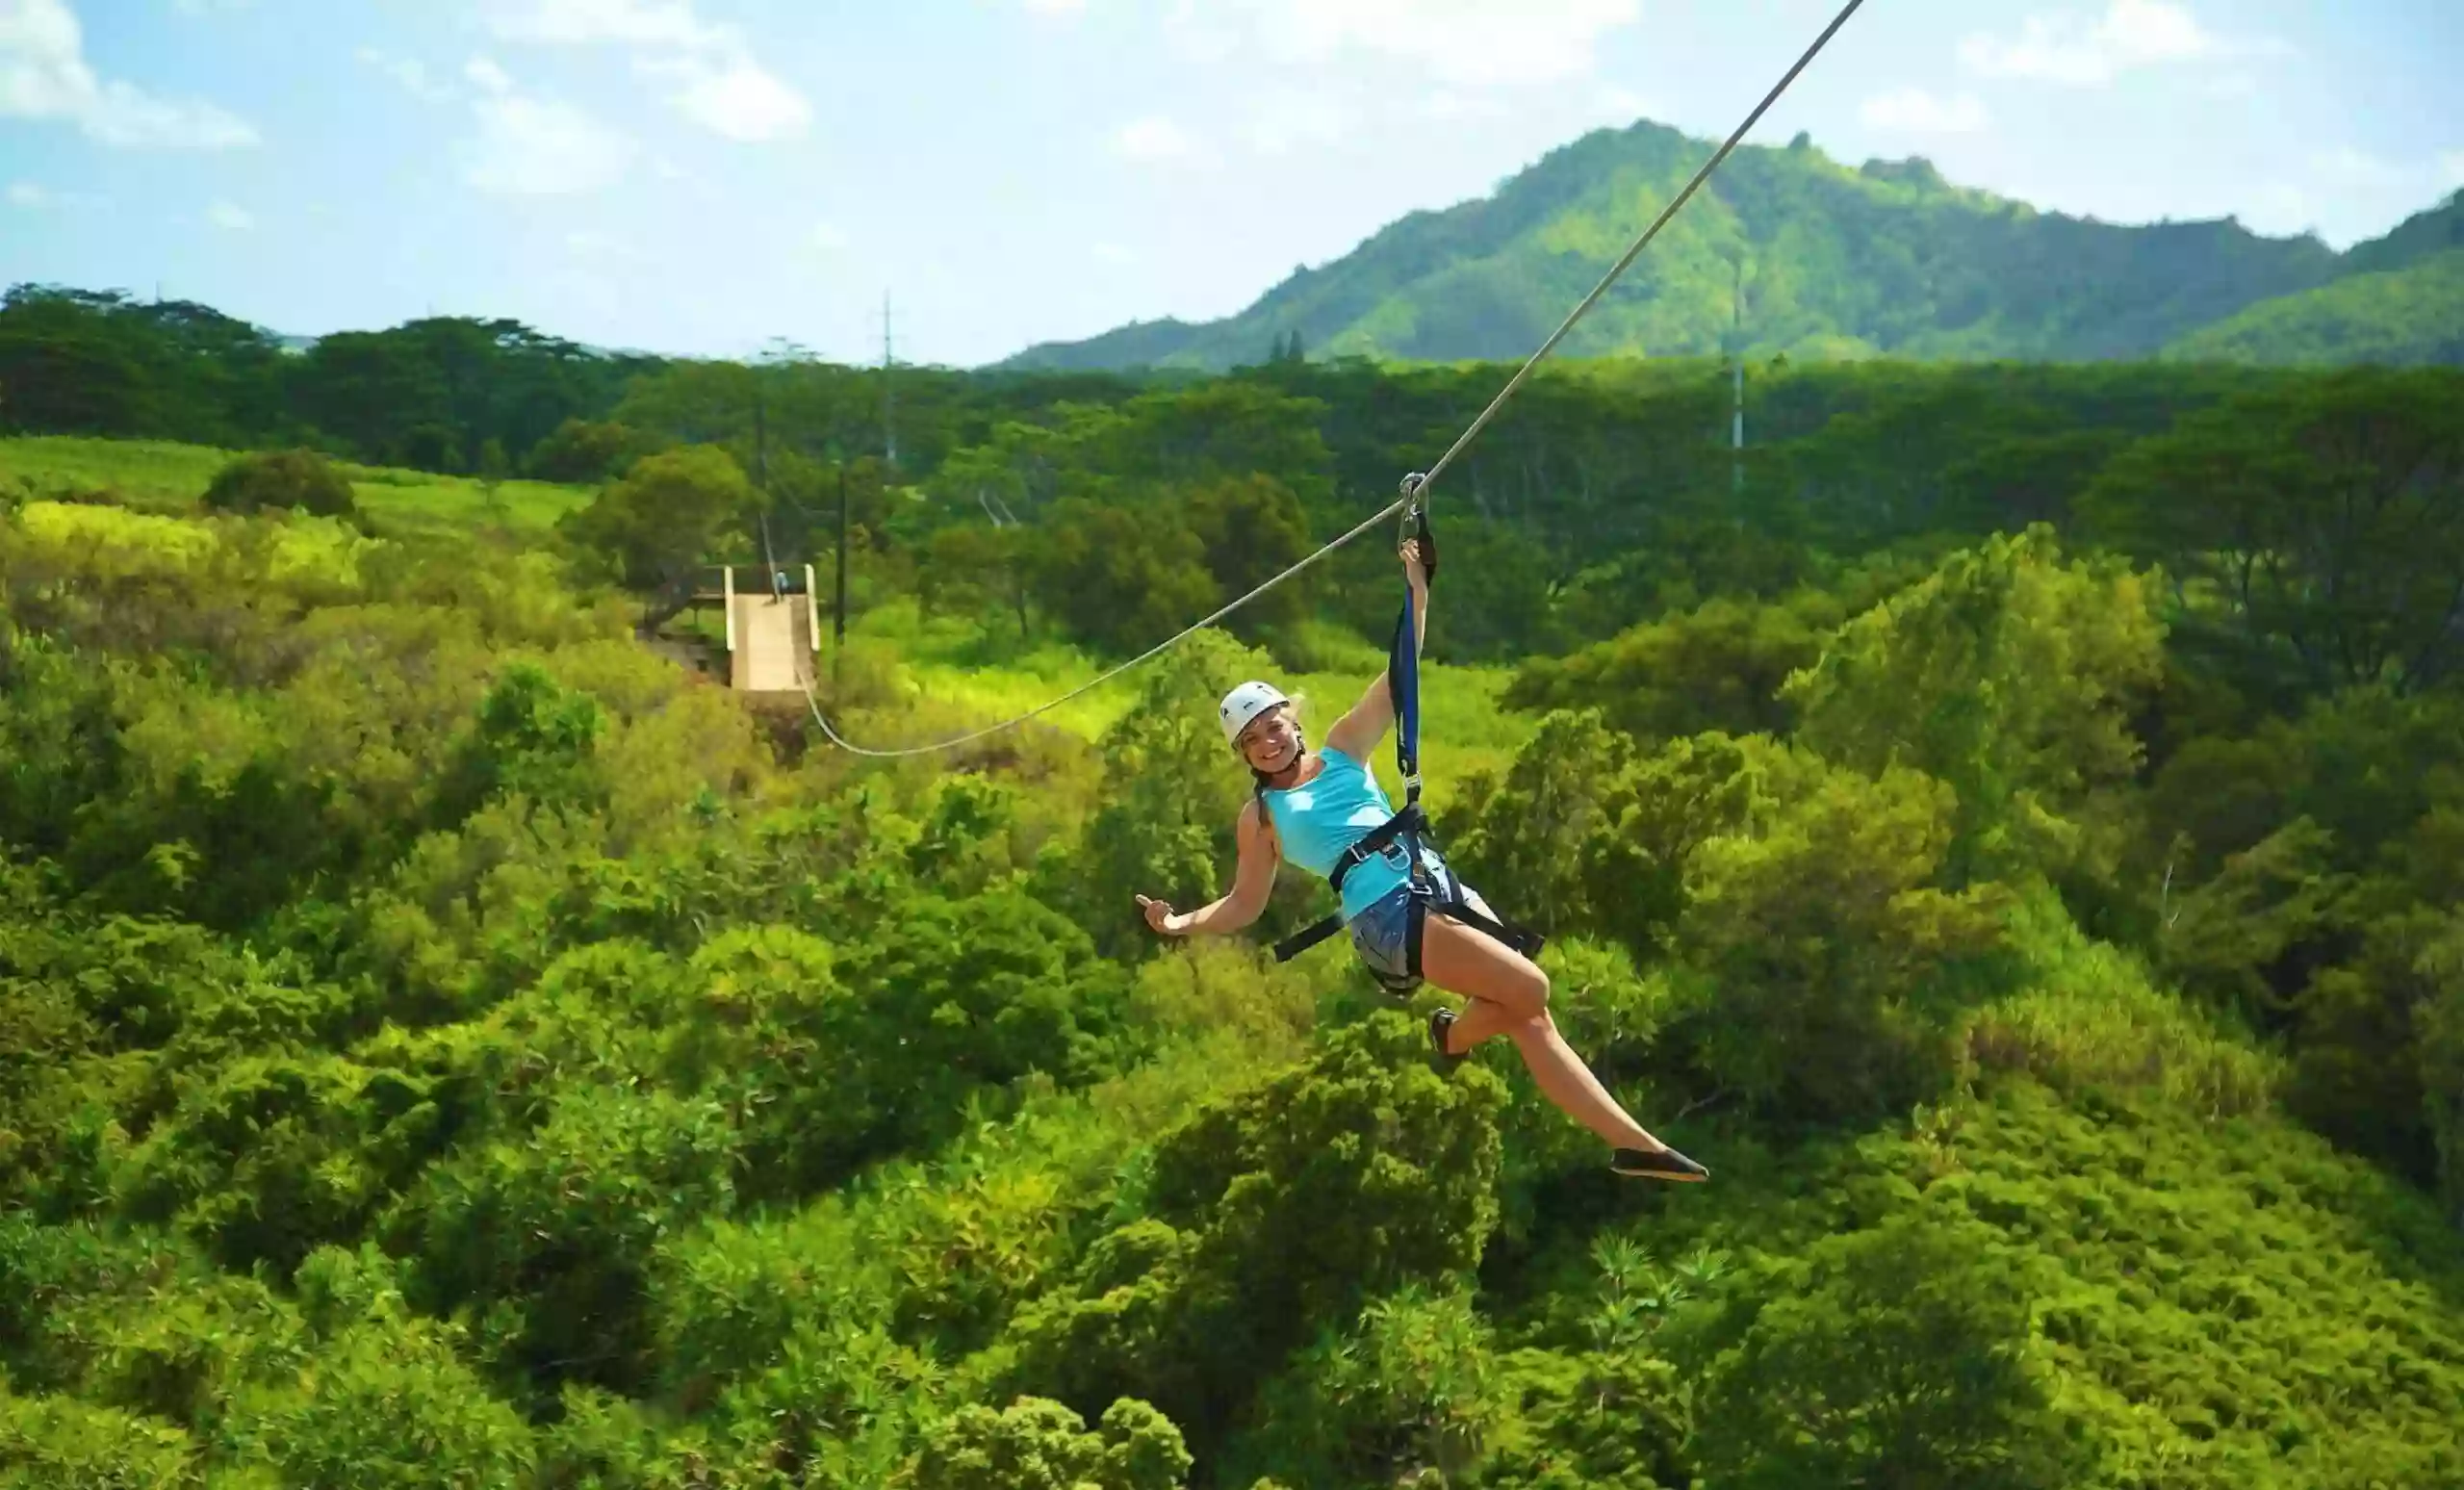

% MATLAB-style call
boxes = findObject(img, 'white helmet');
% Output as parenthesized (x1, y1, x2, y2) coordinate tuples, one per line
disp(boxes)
(1219, 680, 1290, 749)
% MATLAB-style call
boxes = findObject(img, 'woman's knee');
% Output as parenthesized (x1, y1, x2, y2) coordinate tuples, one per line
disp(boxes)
(1495, 962, 1550, 1018)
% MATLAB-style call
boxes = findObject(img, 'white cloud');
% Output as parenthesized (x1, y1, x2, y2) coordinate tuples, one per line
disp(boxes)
(1173, 0, 1642, 88)
(488, 0, 722, 49)
(1093, 241, 1134, 264)
(1418, 90, 1506, 123)
(2242, 182, 2314, 237)
(1, 0, 258, 147)
(1023, 0, 1086, 15)
(465, 56, 515, 96)
(206, 198, 253, 230)
(1960, 0, 2220, 86)
(358, 47, 453, 103)
(1859, 88, 1989, 136)
(487, 0, 810, 142)
(641, 53, 810, 141)
(565, 229, 646, 262)
(2310, 147, 2407, 191)
(2201, 72, 2256, 100)
(808, 222, 849, 250)
(465, 90, 636, 195)
(2237, 151, 2459, 244)
(1246, 88, 1348, 155)
(8, 180, 46, 207)
(1592, 85, 1651, 124)
(1115, 115, 1193, 161)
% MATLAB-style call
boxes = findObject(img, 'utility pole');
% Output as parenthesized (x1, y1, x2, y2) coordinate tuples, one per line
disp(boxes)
(834, 460, 850, 686)
(881, 290, 898, 470)
(752, 372, 769, 492)
(753, 368, 780, 602)
(1730, 258, 1747, 495)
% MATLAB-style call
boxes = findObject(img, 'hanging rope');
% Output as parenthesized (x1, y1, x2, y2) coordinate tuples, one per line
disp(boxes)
(801, 0, 1867, 758)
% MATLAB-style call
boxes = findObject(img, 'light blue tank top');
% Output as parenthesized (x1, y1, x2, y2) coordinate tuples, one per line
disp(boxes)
(1260, 746, 1413, 922)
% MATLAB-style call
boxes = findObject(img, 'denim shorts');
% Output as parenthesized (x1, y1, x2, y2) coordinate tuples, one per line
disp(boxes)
(1348, 866, 1505, 993)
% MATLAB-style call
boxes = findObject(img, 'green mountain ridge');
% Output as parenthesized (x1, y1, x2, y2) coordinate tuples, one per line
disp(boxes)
(999, 121, 2460, 372)
(2164, 246, 2464, 366)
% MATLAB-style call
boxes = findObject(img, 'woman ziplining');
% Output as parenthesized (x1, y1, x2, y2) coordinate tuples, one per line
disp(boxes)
(1133, 512, 1707, 1183)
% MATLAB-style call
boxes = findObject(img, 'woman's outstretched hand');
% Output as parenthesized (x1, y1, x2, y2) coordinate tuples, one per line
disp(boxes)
(1136, 894, 1185, 936)
(1400, 536, 1429, 593)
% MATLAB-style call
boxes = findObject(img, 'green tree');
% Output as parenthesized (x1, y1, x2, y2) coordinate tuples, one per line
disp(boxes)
(1785, 526, 2166, 887)
(526, 418, 646, 483)
(200, 449, 361, 522)
(2080, 369, 2464, 695)
(1667, 741, 2008, 1121)
(1688, 1214, 2093, 1490)
(1028, 499, 1219, 657)
(559, 445, 755, 627)
(910, 1397, 1192, 1490)
(999, 1015, 1505, 1456)
(1183, 474, 1313, 640)
(1506, 589, 1849, 741)
(2418, 912, 2464, 1223)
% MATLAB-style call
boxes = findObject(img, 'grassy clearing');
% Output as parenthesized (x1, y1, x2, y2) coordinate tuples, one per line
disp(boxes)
(833, 596, 1537, 774)
(7, 437, 1537, 777)
(0, 435, 593, 534)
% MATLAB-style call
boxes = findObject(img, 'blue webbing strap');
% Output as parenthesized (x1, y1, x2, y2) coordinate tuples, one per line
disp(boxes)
(1392, 589, 1421, 803)
(1392, 494, 1432, 804)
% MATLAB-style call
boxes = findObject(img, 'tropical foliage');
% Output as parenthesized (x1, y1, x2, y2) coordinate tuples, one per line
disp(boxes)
(2, 297, 2461, 1486)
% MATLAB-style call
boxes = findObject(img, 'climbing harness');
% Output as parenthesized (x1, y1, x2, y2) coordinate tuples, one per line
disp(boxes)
(797, 0, 1867, 758)
(1264, 477, 1546, 992)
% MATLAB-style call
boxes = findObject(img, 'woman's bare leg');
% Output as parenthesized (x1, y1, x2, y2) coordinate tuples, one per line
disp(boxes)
(1418, 911, 1678, 1155)
(1445, 992, 1524, 1049)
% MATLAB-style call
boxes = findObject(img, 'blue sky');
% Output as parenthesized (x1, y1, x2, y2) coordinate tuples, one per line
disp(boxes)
(5, 0, 2459, 367)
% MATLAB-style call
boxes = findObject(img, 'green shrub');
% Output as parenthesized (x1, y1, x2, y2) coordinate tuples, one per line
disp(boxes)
(0, 1386, 202, 1490)
(388, 1084, 738, 1399)
(212, 1315, 532, 1489)
(1685, 1211, 2094, 1490)
(910, 1397, 1191, 1490)
(995, 1014, 1505, 1453)
(115, 1053, 437, 1274)
(199, 450, 359, 521)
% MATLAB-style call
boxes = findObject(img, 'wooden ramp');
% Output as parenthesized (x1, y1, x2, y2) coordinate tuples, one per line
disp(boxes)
(729, 593, 812, 693)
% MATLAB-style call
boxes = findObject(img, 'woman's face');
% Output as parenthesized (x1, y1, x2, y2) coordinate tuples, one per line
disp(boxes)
(1239, 704, 1302, 775)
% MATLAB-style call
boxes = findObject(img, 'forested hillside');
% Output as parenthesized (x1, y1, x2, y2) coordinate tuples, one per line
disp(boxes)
(999, 123, 2463, 372)
(4, 301, 2463, 1485)
(2163, 250, 2464, 366)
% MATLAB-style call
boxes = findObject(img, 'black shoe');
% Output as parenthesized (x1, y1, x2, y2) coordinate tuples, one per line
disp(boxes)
(1611, 1145, 1707, 1182)
(1428, 1008, 1466, 1070)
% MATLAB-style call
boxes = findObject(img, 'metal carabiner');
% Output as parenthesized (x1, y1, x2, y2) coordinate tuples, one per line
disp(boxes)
(1398, 471, 1427, 548)
(1396, 472, 1435, 586)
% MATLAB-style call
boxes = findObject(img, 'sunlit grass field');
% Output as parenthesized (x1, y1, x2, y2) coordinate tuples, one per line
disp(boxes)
(4, 436, 1539, 779)
(0, 435, 594, 534)
(839, 597, 1537, 785)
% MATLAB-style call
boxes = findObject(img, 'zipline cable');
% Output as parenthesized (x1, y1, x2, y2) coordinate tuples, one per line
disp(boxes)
(801, 0, 1867, 758)
(801, 491, 1416, 758)
(1408, 0, 1868, 501)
